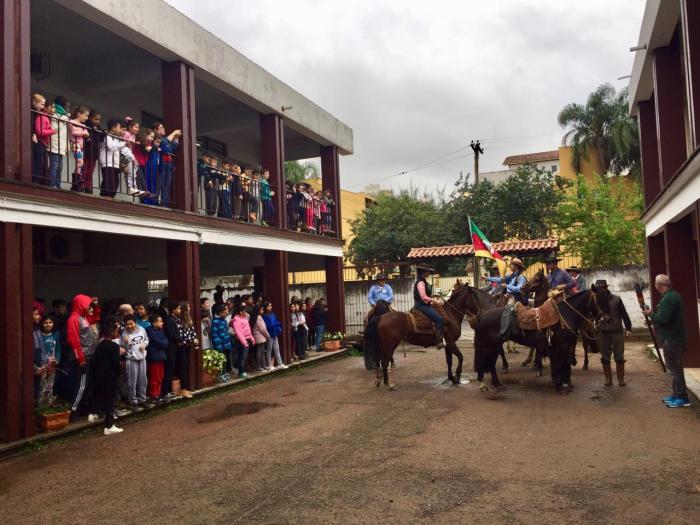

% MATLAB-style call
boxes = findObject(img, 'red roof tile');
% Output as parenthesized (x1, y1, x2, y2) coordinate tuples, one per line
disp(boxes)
(407, 238, 559, 259)
(503, 150, 559, 166)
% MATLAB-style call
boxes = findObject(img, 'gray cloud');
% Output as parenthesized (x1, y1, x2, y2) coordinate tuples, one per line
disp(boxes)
(166, 0, 643, 194)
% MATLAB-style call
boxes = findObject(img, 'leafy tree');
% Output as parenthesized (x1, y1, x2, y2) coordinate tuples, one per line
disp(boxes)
(558, 83, 640, 178)
(553, 175, 645, 267)
(284, 160, 319, 183)
(444, 165, 569, 244)
(347, 188, 452, 276)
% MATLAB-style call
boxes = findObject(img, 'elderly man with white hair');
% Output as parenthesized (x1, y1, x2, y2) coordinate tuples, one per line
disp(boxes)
(643, 274, 690, 408)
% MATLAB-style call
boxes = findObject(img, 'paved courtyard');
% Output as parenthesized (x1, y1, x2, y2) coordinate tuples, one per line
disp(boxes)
(0, 340, 698, 524)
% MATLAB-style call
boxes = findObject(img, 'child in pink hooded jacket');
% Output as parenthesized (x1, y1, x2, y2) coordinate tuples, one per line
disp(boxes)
(229, 304, 255, 378)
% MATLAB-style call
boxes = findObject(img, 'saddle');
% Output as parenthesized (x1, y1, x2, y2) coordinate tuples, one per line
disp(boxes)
(409, 303, 449, 334)
(513, 296, 563, 331)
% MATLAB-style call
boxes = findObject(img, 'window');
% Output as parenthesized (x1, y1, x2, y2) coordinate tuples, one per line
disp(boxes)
(551, 164, 558, 172)
(197, 136, 228, 157)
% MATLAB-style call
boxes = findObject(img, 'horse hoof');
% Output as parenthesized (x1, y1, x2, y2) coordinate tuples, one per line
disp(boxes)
(375, 380, 381, 389)
(572, 359, 578, 367)
(479, 384, 489, 392)
(502, 365, 509, 371)
(386, 383, 397, 391)
(520, 360, 532, 367)
(451, 377, 460, 386)
(536, 370, 543, 378)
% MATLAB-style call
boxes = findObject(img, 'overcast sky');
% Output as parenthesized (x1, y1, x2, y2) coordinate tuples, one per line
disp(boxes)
(167, 0, 644, 195)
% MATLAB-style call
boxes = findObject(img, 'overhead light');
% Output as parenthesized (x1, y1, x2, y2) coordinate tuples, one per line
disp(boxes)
(618, 75, 632, 80)
(281, 105, 293, 112)
(630, 44, 647, 52)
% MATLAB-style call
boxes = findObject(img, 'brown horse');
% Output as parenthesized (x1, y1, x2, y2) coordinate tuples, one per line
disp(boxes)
(364, 284, 482, 389)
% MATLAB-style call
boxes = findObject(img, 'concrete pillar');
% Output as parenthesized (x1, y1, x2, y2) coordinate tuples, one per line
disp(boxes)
(664, 215, 700, 367)
(260, 114, 286, 228)
(681, 0, 700, 149)
(324, 256, 346, 333)
(0, 0, 30, 182)
(162, 61, 198, 213)
(653, 32, 688, 185)
(262, 251, 290, 363)
(638, 98, 661, 207)
(166, 240, 202, 389)
(647, 232, 666, 308)
(0, 223, 34, 441)
(321, 145, 342, 239)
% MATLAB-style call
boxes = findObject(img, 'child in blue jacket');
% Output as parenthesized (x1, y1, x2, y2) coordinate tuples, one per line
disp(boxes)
(262, 301, 287, 369)
(211, 303, 233, 381)
(146, 314, 169, 405)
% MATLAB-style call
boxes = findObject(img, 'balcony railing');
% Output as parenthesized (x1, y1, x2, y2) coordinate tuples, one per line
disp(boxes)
(285, 187, 336, 236)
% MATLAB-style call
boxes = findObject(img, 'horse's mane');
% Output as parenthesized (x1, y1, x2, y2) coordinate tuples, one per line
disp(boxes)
(449, 284, 496, 310)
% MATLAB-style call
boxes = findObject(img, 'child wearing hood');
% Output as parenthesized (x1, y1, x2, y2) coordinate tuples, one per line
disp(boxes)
(66, 294, 99, 419)
(145, 314, 168, 404)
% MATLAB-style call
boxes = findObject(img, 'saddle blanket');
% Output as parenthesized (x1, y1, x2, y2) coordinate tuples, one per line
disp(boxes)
(514, 298, 561, 331)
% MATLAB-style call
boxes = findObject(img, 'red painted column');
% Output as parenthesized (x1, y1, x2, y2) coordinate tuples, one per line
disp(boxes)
(0, 0, 30, 182)
(321, 145, 342, 239)
(638, 98, 661, 207)
(324, 256, 346, 333)
(0, 223, 34, 442)
(166, 240, 202, 389)
(653, 31, 688, 185)
(647, 232, 666, 308)
(664, 216, 700, 367)
(681, 0, 700, 149)
(263, 251, 290, 363)
(260, 114, 286, 228)
(162, 61, 198, 213)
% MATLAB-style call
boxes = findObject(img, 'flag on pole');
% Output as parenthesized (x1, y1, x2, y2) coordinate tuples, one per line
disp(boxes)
(469, 217, 506, 276)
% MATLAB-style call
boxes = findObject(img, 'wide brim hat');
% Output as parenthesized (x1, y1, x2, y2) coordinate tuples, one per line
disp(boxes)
(595, 279, 608, 287)
(544, 253, 562, 264)
(567, 265, 582, 272)
(510, 257, 524, 268)
(415, 264, 436, 273)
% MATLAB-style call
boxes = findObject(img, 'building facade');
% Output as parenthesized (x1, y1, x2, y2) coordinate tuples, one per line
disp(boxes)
(628, 0, 700, 368)
(0, 0, 352, 441)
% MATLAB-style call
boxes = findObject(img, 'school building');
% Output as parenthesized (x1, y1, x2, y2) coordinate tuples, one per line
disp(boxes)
(628, 0, 700, 368)
(0, 0, 352, 441)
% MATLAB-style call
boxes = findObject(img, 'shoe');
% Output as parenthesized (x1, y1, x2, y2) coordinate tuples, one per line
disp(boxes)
(602, 362, 613, 387)
(143, 401, 156, 409)
(239, 372, 249, 379)
(181, 390, 193, 399)
(666, 397, 691, 408)
(87, 413, 100, 423)
(103, 425, 124, 435)
(129, 404, 144, 412)
(662, 395, 675, 403)
(165, 392, 177, 399)
(278, 364, 289, 369)
(127, 188, 140, 195)
(114, 408, 129, 417)
(615, 362, 626, 386)
(263, 367, 271, 371)
(256, 368, 264, 372)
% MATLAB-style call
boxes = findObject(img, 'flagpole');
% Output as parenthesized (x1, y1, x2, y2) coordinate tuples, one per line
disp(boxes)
(468, 216, 481, 287)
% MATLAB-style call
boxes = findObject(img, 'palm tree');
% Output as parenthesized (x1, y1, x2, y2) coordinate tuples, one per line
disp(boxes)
(558, 83, 639, 178)
(284, 160, 320, 183)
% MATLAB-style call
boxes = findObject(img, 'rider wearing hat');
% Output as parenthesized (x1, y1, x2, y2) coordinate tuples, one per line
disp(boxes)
(567, 265, 587, 293)
(367, 273, 394, 308)
(413, 264, 445, 348)
(483, 257, 528, 305)
(545, 253, 575, 294)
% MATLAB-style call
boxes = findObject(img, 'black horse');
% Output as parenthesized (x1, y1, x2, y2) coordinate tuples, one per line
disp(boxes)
(464, 286, 607, 393)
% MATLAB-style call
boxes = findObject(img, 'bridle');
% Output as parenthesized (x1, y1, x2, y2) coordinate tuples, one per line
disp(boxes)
(555, 290, 603, 335)
(445, 286, 479, 319)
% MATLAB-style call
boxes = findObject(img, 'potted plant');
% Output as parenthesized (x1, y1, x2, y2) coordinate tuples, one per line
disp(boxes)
(202, 349, 226, 387)
(322, 332, 344, 351)
(35, 402, 71, 432)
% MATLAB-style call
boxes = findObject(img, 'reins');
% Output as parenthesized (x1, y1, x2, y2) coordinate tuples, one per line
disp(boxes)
(554, 290, 599, 334)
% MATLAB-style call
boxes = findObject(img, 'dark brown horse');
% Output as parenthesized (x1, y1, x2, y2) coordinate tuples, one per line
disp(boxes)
(364, 284, 483, 389)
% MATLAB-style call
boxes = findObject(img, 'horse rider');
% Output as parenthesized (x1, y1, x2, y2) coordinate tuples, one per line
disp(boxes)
(366, 273, 394, 321)
(595, 279, 632, 387)
(413, 264, 445, 349)
(483, 257, 528, 305)
(567, 265, 587, 292)
(545, 254, 575, 295)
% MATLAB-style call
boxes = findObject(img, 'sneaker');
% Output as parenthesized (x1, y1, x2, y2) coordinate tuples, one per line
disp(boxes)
(666, 397, 691, 408)
(181, 390, 193, 399)
(263, 367, 272, 371)
(129, 404, 144, 412)
(239, 372, 249, 379)
(277, 364, 289, 370)
(114, 408, 129, 417)
(255, 368, 265, 372)
(165, 392, 177, 399)
(142, 401, 156, 409)
(663, 395, 675, 403)
(87, 413, 100, 423)
(103, 425, 124, 435)
(127, 188, 140, 196)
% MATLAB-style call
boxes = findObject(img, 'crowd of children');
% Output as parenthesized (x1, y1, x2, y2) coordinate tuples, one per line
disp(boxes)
(31, 93, 181, 205)
(286, 183, 336, 234)
(32, 290, 330, 436)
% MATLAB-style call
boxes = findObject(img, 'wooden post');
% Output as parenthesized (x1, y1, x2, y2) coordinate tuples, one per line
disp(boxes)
(260, 114, 286, 228)
(0, 223, 34, 441)
(637, 98, 661, 207)
(263, 251, 290, 363)
(166, 240, 202, 389)
(0, 0, 30, 182)
(321, 146, 341, 239)
(325, 256, 346, 333)
(681, 0, 700, 148)
(646, 233, 666, 308)
(162, 61, 198, 213)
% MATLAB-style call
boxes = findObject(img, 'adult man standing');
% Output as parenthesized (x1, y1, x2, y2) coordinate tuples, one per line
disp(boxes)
(413, 264, 445, 349)
(484, 258, 527, 305)
(567, 265, 587, 292)
(595, 280, 632, 386)
(545, 254, 575, 294)
(643, 274, 690, 408)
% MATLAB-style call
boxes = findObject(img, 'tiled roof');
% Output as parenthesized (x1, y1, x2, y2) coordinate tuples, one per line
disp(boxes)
(407, 238, 559, 259)
(503, 150, 559, 166)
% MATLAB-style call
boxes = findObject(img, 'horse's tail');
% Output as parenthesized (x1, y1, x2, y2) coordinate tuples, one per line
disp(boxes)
(363, 315, 382, 370)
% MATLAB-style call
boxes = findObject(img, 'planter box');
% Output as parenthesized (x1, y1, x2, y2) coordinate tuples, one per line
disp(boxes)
(37, 410, 70, 432)
(202, 370, 218, 387)
(323, 340, 341, 351)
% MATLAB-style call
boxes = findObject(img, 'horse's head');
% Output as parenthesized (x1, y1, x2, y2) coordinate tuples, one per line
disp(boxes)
(448, 283, 482, 316)
(589, 283, 611, 322)
(521, 268, 548, 295)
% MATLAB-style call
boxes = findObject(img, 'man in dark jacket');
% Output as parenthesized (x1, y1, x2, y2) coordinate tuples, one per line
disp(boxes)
(643, 274, 689, 408)
(595, 280, 632, 386)
(162, 300, 183, 399)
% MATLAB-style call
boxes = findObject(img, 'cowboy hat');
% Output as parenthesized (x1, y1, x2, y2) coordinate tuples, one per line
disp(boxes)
(595, 279, 608, 287)
(544, 253, 562, 264)
(510, 257, 524, 268)
(415, 264, 436, 273)
(567, 265, 582, 272)
(375, 273, 387, 281)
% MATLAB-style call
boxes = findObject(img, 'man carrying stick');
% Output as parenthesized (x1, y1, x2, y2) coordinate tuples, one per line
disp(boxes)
(643, 274, 690, 408)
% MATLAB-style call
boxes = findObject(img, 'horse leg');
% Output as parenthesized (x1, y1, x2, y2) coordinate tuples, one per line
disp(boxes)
(382, 358, 395, 390)
(550, 345, 565, 393)
(571, 343, 578, 367)
(453, 343, 464, 384)
(490, 352, 505, 390)
(445, 347, 454, 384)
(582, 340, 589, 371)
(375, 363, 382, 389)
(534, 344, 544, 377)
(499, 345, 509, 371)
(521, 347, 534, 367)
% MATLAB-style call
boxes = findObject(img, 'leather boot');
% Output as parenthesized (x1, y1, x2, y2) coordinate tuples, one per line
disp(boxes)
(435, 328, 445, 349)
(616, 361, 626, 386)
(602, 361, 613, 387)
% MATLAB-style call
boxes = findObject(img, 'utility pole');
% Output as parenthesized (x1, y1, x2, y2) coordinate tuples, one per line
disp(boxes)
(470, 140, 484, 187)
